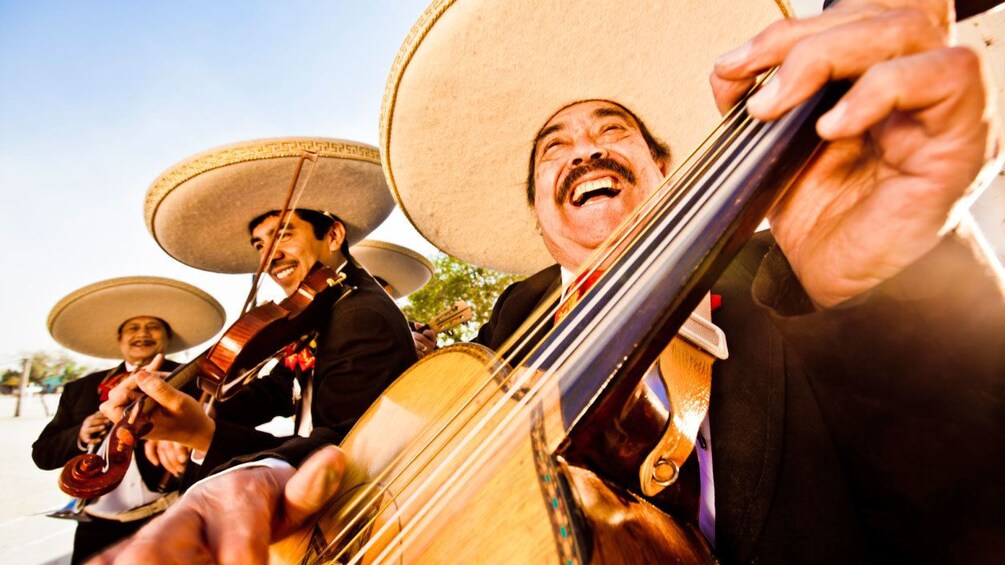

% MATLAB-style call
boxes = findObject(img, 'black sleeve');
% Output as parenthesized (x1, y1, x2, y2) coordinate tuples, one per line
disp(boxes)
(753, 233, 1004, 557)
(820, 0, 1001, 19)
(206, 426, 344, 474)
(472, 282, 518, 347)
(31, 379, 92, 470)
(308, 299, 418, 443)
(212, 363, 296, 427)
(956, 0, 1003, 19)
(186, 419, 290, 484)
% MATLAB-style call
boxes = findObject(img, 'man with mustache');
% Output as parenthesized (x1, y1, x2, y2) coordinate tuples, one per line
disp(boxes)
(94, 1, 1003, 563)
(101, 138, 418, 483)
(34, 277, 224, 564)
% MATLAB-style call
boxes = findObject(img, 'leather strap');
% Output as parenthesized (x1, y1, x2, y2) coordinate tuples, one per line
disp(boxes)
(638, 299, 716, 497)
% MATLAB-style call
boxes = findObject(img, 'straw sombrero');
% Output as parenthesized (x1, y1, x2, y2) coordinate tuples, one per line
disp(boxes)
(48, 277, 227, 359)
(352, 239, 435, 299)
(145, 137, 395, 273)
(382, 0, 791, 274)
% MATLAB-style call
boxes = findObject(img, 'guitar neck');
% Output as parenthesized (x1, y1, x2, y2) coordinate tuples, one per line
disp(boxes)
(425, 300, 473, 333)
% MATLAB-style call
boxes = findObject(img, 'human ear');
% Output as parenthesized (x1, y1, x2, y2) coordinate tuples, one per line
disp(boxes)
(658, 156, 672, 177)
(328, 221, 346, 252)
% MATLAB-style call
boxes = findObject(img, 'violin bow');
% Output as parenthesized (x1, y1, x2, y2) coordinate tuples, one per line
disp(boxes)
(240, 150, 321, 315)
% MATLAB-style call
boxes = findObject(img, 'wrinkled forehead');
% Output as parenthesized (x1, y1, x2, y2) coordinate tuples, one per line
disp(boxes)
(535, 99, 643, 145)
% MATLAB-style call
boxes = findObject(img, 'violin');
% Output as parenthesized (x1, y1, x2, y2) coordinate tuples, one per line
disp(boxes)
(58, 263, 351, 499)
(268, 82, 848, 563)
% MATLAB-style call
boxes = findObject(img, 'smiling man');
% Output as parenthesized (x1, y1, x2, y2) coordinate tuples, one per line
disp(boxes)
(528, 100, 672, 270)
(101, 138, 418, 484)
(34, 277, 224, 564)
(382, 0, 1004, 561)
(91, 1, 1004, 563)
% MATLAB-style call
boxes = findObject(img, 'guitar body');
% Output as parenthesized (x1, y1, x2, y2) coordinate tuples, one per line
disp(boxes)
(270, 344, 711, 564)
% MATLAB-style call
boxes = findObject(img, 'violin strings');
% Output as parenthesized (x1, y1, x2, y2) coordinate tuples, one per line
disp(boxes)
(311, 93, 765, 562)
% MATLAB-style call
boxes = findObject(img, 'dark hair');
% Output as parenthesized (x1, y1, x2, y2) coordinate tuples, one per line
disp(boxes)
(117, 317, 173, 340)
(248, 209, 352, 258)
(525, 100, 671, 206)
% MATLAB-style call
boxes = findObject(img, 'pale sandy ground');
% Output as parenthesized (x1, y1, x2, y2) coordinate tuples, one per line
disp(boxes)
(0, 393, 294, 564)
(0, 394, 74, 565)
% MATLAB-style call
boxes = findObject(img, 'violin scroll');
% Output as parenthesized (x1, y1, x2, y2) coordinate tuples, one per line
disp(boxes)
(58, 417, 142, 499)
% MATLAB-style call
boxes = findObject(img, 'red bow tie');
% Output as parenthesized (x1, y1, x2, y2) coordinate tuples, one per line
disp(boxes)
(97, 371, 129, 402)
(555, 269, 605, 323)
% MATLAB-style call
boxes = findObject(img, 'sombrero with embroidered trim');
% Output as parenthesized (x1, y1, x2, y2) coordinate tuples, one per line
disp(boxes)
(47, 277, 227, 359)
(145, 137, 395, 273)
(352, 239, 435, 299)
(382, 0, 792, 274)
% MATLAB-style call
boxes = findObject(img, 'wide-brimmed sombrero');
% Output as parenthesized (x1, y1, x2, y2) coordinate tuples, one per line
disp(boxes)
(382, 0, 791, 274)
(352, 239, 435, 299)
(145, 137, 395, 273)
(47, 277, 227, 359)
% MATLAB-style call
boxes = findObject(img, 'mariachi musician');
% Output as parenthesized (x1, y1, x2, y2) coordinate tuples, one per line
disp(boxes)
(381, 0, 1005, 561)
(101, 138, 419, 484)
(32, 276, 224, 564)
(92, 0, 1004, 563)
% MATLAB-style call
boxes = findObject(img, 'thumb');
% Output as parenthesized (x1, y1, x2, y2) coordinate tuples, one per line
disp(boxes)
(135, 370, 184, 413)
(277, 446, 346, 539)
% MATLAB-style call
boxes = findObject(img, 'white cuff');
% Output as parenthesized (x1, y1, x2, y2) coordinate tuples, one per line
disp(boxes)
(187, 457, 295, 493)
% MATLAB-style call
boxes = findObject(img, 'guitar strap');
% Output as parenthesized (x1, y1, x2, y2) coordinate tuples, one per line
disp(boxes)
(638, 294, 724, 497)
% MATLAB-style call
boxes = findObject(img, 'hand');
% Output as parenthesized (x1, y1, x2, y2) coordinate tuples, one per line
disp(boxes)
(78, 411, 110, 447)
(144, 440, 191, 477)
(411, 322, 437, 359)
(91, 446, 346, 565)
(100, 354, 216, 453)
(710, 0, 1000, 307)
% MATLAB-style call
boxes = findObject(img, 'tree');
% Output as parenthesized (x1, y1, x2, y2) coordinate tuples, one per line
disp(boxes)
(402, 254, 524, 344)
(0, 351, 93, 393)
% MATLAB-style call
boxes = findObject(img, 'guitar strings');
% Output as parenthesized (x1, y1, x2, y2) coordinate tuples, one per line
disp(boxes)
(309, 99, 755, 558)
(309, 92, 762, 563)
(351, 103, 764, 564)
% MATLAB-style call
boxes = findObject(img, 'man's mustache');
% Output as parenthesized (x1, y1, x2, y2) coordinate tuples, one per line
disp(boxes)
(556, 158, 636, 206)
(268, 259, 296, 272)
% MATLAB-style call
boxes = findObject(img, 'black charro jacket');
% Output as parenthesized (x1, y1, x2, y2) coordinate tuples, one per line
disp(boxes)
(472, 231, 1003, 564)
(192, 260, 418, 481)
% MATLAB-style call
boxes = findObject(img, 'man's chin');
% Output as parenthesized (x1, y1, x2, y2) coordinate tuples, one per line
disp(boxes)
(127, 349, 164, 365)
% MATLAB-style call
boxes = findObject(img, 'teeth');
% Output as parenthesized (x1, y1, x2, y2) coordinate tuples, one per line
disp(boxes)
(572, 177, 615, 202)
(275, 267, 295, 280)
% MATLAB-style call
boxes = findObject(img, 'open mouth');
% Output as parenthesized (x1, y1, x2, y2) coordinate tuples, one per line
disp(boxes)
(270, 262, 297, 281)
(571, 176, 622, 207)
(130, 339, 156, 347)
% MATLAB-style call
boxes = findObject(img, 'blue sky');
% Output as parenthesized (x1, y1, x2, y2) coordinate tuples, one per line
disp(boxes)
(0, 1, 432, 368)
(1, 0, 999, 371)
